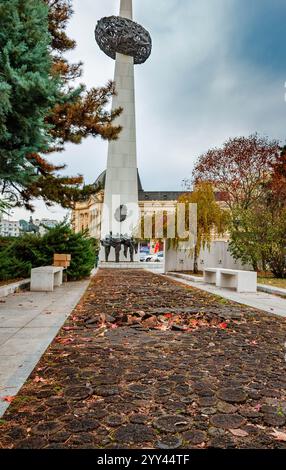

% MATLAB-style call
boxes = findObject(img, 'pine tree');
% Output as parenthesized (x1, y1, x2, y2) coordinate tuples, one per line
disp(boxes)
(0, 0, 122, 211)
(0, 0, 61, 201)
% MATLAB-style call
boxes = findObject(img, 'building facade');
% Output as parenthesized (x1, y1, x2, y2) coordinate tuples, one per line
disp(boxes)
(0, 219, 20, 238)
(72, 171, 185, 239)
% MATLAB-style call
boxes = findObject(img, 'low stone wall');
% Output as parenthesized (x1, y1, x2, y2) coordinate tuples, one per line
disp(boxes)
(0, 279, 30, 298)
(165, 241, 251, 273)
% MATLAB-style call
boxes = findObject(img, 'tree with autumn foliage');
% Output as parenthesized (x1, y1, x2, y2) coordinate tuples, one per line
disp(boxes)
(191, 134, 280, 210)
(227, 146, 286, 277)
(178, 183, 229, 273)
(269, 146, 286, 201)
(0, 0, 121, 211)
(229, 187, 286, 277)
(140, 183, 229, 273)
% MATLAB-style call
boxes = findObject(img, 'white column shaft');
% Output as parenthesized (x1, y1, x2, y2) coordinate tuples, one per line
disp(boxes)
(120, 0, 133, 19)
(100, 0, 139, 262)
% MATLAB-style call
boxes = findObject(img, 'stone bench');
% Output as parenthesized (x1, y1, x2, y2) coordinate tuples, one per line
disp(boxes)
(30, 266, 64, 292)
(219, 269, 257, 293)
(204, 268, 222, 286)
(204, 267, 257, 293)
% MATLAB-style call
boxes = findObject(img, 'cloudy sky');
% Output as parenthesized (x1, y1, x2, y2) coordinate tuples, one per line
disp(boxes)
(14, 0, 286, 221)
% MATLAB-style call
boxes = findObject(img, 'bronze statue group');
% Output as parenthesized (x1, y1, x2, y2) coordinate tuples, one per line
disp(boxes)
(101, 233, 138, 263)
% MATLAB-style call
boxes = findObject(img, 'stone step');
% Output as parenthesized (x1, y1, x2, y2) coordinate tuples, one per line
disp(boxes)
(99, 261, 165, 273)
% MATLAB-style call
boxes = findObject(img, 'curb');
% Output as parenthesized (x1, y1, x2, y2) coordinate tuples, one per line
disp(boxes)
(0, 279, 30, 299)
(167, 272, 203, 283)
(257, 284, 286, 297)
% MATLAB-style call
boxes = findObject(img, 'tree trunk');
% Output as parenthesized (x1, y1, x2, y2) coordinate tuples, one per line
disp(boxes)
(251, 256, 258, 272)
(269, 257, 286, 279)
(193, 245, 199, 274)
(261, 255, 267, 273)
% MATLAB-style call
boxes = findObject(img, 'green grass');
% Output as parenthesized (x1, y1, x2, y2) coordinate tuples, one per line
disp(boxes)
(258, 276, 286, 290)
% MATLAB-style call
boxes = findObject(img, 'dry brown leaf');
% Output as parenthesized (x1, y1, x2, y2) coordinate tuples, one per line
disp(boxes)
(33, 376, 46, 383)
(270, 429, 286, 441)
(1, 396, 15, 403)
(229, 429, 249, 437)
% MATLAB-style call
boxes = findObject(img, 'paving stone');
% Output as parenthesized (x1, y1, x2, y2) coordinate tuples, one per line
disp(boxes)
(183, 430, 206, 445)
(217, 402, 238, 414)
(94, 386, 119, 397)
(217, 388, 247, 404)
(105, 414, 126, 427)
(33, 421, 63, 436)
(66, 417, 100, 433)
(113, 424, 155, 444)
(153, 415, 192, 433)
(156, 436, 183, 449)
(263, 414, 286, 427)
(65, 386, 93, 400)
(210, 414, 246, 430)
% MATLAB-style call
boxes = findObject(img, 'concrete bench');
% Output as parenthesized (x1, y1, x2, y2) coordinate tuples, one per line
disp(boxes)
(204, 268, 222, 286)
(30, 266, 64, 292)
(204, 267, 257, 293)
(219, 269, 257, 293)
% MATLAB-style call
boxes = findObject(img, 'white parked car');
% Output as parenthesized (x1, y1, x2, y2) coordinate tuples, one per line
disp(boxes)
(145, 251, 164, 262)
(140, 252, 149, 262)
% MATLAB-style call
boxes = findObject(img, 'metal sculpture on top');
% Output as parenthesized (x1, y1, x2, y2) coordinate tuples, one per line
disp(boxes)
(95, 13, 152, 64)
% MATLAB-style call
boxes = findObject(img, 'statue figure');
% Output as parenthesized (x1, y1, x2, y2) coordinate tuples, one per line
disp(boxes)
(110, 233, 122, 263)
(122, 235, 138, 262)
(100, 232, 112, 262)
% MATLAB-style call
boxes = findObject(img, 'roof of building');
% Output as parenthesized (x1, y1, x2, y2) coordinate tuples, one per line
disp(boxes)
(94, 170, 143, 192)
(93, 171, 228, 203)
(138, 191, 185, 201)
(94, 170, 185, 201)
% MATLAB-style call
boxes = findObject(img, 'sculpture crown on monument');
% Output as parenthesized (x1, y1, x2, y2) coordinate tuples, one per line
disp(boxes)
(95, 0, 152, 64)
(95, 1, 152, 264)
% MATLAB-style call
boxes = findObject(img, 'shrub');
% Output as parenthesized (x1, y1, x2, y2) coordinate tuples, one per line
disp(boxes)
(0, 256, 31, 281)
(0, 223, 97, 281)
(40, 224, 97, 281)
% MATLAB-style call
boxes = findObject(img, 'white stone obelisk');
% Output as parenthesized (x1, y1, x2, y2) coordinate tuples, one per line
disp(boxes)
(100, 0, 140, 262)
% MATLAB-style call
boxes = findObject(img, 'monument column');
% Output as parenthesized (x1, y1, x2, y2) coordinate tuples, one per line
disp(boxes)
(95, 0, 152, 263)
(120, 0, 132, 19)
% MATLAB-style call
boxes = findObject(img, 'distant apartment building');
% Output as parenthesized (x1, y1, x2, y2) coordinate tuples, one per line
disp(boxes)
(0, 219, 20, 238)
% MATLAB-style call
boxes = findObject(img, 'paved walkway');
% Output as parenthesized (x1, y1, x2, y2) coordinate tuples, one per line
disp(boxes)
(0, 269, 286, 449)
(167, 275, 286, 318)
(0, 280, 89, 417)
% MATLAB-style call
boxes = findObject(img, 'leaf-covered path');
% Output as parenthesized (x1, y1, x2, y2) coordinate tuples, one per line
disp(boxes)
(0, 269, 286, 449)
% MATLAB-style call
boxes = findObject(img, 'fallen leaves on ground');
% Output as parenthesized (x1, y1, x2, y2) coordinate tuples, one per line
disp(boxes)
(1, 396, 15, 403)
(229, 429, 249, 437)
(33, 376, 46, 384)
(270, 429, 286, 441)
